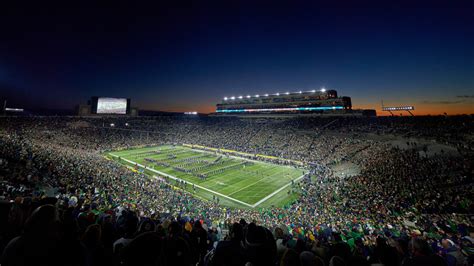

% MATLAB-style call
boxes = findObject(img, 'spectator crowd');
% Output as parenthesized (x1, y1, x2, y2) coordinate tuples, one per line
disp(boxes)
(0, 115, 472, 266)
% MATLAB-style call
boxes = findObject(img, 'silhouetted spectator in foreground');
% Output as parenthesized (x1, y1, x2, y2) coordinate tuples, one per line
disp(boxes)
(1, 204, 61, 266)
(209, 222, 245, 266)
(402, 238, 446, 266)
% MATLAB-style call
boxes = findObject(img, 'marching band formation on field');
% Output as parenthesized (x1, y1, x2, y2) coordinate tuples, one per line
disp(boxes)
(142, 148, 257, 181)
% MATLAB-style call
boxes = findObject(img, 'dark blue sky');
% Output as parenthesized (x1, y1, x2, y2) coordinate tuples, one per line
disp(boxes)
(0, 1, 473, 114)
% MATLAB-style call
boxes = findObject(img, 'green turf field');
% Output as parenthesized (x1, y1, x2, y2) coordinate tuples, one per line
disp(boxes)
(108, 145, 306, 208)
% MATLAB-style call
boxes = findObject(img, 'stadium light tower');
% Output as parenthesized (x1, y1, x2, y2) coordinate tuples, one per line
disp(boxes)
(382, 105, 415, 116)
(238, 96, 243, 99)
(321, 87, 326, 92)
(231, 96, 235, 100)
(246, 95, 251, 98)
(224, 97, 228, 101)
(264, 94, 269, 97)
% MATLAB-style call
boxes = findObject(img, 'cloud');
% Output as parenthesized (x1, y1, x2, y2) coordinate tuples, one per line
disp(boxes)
(421, 100, 466, 105)
(420, 94, 474, 105)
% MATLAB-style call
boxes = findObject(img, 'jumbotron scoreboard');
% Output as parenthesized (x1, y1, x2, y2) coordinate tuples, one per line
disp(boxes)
(91, 97, 131, 115)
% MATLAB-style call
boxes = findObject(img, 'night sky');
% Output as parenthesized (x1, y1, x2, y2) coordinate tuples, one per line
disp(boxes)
(0, 1, 473, 115)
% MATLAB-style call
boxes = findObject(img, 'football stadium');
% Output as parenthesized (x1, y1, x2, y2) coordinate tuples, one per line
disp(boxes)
(1, 3, 473, 266)
(1, 114, 472, 266)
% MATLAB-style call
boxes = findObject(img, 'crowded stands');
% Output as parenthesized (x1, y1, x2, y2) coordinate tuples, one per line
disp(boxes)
(0, 115, 472, 266)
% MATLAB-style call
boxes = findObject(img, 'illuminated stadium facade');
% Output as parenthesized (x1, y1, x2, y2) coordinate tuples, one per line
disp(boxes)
(216, 89, 352, 114)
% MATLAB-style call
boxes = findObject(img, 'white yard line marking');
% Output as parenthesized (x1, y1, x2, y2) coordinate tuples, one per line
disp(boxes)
(251, 173, 306, 208)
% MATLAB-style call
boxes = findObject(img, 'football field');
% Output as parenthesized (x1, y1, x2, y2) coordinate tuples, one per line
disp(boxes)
(107, 145, 306, 208)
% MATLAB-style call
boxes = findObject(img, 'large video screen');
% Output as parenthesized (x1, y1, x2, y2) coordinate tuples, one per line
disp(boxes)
(96, 98, 128, 114)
